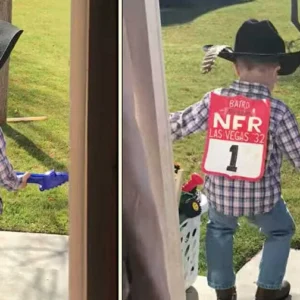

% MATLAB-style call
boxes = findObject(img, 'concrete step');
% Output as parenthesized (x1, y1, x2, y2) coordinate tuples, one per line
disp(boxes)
(186, 276, 214, 300)
(0, 266, 67, 300)
(0, 231, 68, 300)
(236, 250, 299, 299)
(187, 250, 300, 300)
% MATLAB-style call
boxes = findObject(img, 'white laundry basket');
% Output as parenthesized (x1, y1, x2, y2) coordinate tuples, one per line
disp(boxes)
(179, 192, 208, 290)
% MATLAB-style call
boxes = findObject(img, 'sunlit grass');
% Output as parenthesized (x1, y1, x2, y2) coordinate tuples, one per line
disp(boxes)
(162, 0, 300, 274)
(0, 0, 70, 234)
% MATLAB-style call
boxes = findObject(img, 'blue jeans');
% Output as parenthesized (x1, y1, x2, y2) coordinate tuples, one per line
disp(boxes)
(206, 199, 295, 290)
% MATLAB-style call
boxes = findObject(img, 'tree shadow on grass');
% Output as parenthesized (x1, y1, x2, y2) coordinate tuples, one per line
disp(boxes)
(3, 52, 69, 172)
(2, 124, 67, 171)
(8, 77, 69, 119)
(160, 0, 254, 27)
(5, 106, 69, 152)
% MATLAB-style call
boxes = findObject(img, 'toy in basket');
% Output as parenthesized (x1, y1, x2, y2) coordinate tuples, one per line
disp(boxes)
(175, 164, 208, 290)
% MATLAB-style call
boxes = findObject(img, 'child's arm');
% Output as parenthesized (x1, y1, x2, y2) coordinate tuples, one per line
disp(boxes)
(169, 93, 210, 141)
(0, 128, 28, 191)
(276, 107, 300, 169)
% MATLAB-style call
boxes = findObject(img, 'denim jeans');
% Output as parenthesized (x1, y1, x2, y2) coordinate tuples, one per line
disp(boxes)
(205, 199, 295, 290)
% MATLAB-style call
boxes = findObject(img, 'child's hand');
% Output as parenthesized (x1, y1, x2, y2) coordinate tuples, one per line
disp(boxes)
(19, 172, 31, 189)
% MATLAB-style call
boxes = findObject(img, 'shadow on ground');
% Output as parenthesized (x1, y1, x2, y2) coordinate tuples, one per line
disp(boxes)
(0, 233, 68, 300)
(160, 0, 254, 27)
(2, 124, 66, 171)
(1, 52, 69, 172)
(186, 286, 199, 300)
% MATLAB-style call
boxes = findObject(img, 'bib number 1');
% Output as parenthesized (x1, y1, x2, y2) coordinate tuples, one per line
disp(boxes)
(227, 145, 238, 172)
(201, 93, 271, 181)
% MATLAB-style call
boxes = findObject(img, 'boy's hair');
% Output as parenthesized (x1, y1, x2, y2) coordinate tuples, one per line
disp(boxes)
(235, 55, 280, 72)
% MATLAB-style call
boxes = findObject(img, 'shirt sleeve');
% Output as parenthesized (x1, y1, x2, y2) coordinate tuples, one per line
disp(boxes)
(276, 107, 300, 170)
(169, 93, 210, 141)
(0, 128, 22, 191)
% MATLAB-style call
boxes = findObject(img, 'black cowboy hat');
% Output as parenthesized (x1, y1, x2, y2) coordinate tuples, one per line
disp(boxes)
(202, 19, 300, 76)
(0, 20, 23, 70)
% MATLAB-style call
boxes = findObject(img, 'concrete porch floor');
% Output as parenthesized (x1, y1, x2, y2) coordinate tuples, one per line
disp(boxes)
(186, 250, 300, 300)
(1, 230, 299, 300)
(0, 231, 68, 300)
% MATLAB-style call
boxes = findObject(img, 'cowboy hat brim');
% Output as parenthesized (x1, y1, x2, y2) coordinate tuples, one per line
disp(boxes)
(0, 20, 23, 70)
(203, 45, 300, 76)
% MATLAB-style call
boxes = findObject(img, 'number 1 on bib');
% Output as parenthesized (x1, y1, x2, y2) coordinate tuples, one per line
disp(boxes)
(201, 93, 271, 181)
(227, 145, 238, 172)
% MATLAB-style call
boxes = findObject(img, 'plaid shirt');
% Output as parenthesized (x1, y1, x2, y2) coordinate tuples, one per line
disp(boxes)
(0, 127, 22, 191)
(170, 80, 300, 216)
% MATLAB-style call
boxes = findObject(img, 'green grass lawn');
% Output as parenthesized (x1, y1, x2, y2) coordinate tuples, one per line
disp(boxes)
(0, 0, 70, 234)
(161, 0, 300, 275)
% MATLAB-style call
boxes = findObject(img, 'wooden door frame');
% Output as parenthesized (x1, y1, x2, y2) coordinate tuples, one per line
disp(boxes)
(69, 0, 117, 299)
(69, 0, 88, 298)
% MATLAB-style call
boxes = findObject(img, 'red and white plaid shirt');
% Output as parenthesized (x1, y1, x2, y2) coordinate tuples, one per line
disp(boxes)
(170, 80, 300, 216)
(0, 127, 22, 191)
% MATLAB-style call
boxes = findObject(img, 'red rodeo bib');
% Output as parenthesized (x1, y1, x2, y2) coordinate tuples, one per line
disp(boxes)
(201, 93, 271, 181)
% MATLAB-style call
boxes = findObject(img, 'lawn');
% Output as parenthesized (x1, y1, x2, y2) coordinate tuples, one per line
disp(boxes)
(161, 0, 300, 275)
(0, 0, 70, 234)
